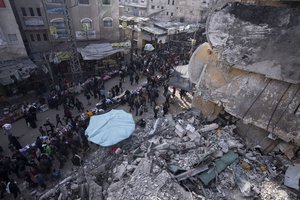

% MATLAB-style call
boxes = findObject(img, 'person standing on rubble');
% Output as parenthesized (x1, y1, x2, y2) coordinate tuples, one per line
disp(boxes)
(153, 104, 160, 119)
(162, 102, 169, 117)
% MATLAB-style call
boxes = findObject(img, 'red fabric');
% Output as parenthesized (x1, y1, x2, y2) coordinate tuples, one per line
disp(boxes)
(0, 0, 5, 8)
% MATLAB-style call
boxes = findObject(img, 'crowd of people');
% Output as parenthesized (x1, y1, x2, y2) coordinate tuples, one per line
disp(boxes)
(0, 46, 191, 199)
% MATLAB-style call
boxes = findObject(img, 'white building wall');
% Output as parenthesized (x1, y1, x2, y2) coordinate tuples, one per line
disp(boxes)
(0, 0, 27, 61)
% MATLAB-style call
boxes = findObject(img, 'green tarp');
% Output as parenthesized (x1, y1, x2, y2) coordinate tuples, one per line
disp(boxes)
(198, 151, 238, 185)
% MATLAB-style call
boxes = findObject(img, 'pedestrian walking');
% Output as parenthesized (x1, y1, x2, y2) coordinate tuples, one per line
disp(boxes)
(119, 80, 123, 90)
(38, 126, 46, 136)
(6, 180, 21, 200)
(135, 73, 140, 84)
(55, 114, 63, 127)
(130, 75, 134, 85)
(8, 135, 22, 150)
(64, 107, 73, 124)
(163, 84, 169, 97)
(134, 99, 140, 116)
(44, 118, 54, 135)
(84, 92, 91, 106)
(75, 98, 84, 112)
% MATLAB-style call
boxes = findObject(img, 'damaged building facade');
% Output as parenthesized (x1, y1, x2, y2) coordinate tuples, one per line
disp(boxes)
(189, 2, 300, 158)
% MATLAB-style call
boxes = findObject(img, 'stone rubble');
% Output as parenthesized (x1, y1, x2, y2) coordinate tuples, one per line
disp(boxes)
(38, 110, 298, 200)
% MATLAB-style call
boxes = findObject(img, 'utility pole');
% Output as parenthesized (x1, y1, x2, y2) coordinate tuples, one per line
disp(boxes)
(61, 0, 82, 80)
(130, 20, 136, 64)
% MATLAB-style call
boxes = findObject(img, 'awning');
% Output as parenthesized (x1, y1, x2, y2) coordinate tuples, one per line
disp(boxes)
(168, 65, 193, 91)
(77, 42, 130, 61)
(0, 58, 38, 85)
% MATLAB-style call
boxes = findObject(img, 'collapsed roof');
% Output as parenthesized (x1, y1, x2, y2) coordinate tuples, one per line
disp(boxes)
(206, 2, 300, 84)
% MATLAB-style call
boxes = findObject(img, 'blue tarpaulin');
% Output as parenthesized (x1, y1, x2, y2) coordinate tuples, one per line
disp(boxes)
(85, 109, 135, 147)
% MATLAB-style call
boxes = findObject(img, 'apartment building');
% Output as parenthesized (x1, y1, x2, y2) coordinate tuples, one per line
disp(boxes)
(0, 0, 27, 60)
(10, 0, 120, 54)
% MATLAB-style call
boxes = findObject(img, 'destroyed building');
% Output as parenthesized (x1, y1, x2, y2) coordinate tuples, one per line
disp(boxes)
(35, 1, 300, 200)
(189, 1, 300, 159)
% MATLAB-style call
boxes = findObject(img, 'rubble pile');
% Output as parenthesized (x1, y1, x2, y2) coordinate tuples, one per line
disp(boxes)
(39, 110, 298, 200)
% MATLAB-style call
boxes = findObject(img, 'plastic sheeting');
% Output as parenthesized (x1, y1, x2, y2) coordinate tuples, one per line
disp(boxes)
(85, 109, 135, 147)
(168, 65, 193, 91)
(77, 43, 128, 60)
(0, 58, 37, 85)
(144, 44, 155, 51)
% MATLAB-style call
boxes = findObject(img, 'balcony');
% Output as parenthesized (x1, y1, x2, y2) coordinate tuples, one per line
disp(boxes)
(23, 17, 46, 29)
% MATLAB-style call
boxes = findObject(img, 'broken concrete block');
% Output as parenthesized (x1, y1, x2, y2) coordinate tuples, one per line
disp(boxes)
(184, 142, 197, 149)
(154, 142, 170, 150)
(199, 123, 219, 132)
(284, 165, 300, 190)
(114, 163, 127, 180)
(213, 150, 223, 158)
(188, 117, 195, 124)
(187, 131, 201, 142)
(182, 136, 190, 142)
(126, 165, 136, 173)
(227, 139, 244, 149)
(277, 142, 296, 160)
(219, 140, 229, 153)
(71, 183, 79, 192)
(115, 148, 122, 154)
(132, 158, 152, 177)
(175, 124, 185, 137)
(88, 180, 103, 200)
(150, 118, 160, 135)
(186, 124, 196, 133)
(107, 180, 124, 193)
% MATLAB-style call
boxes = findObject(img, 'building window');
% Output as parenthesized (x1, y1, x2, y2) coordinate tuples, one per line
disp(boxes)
(36, 34, 41, 41)
(30, 34, 35, 41)
(21, 7, 27, 16)
(161, 6, 164, 9)
(103, 17, 113, 28)
(8, 34, 18, 42)
(81, 18, 92, 31)
(36, 8, 41, 16)
(48, 0, 62, 3)
(102, 0, 111, 5)
(151, 5, 154, 9)
(171, 12, 173, 16)
(0, 0, 5, 8)
(157, 6, 159, 8)
(172, 0, 174, 5)
(29, 7, 34, 16)
(43, 33, 48, 41)
(79, 0, 89, 4)
(166, 12, 168, 15)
